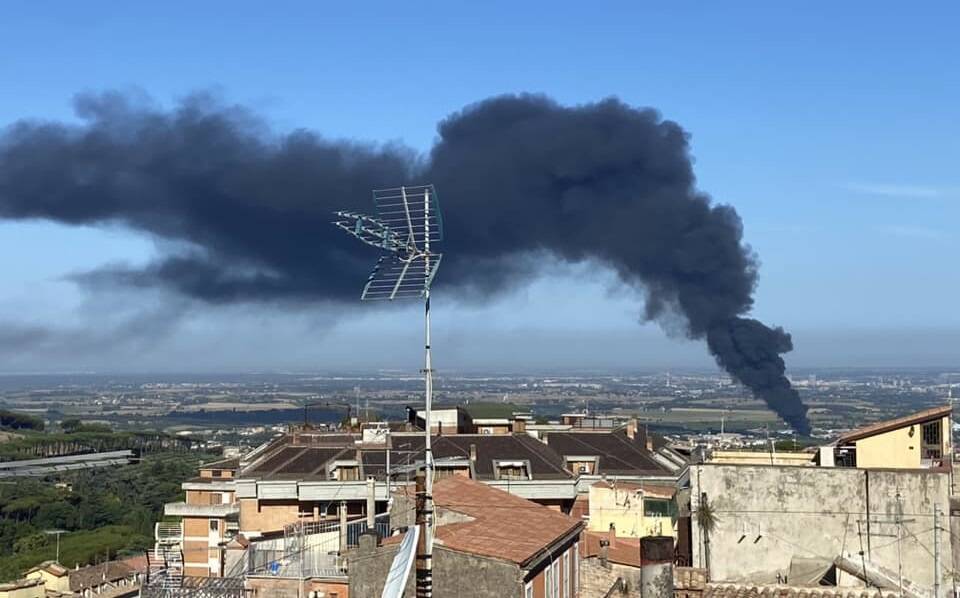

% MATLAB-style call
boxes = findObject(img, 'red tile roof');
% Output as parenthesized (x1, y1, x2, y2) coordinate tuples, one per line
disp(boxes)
(581, 531, 642, 567)
(704, 583, 897, 598)
(427, 476, 582, 566)
(835, 405, 951, 445)
(119, 555, 148, 574)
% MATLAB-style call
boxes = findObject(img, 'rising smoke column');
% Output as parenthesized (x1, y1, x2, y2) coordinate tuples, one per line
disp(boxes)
(0, 91, 810, 434)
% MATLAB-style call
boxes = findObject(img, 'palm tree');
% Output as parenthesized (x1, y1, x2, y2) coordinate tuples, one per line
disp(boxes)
(695, 492, 718, 573)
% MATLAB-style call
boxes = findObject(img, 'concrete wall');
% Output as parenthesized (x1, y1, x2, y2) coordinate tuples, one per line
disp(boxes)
(709, 451, 813, 466)
(855, 427, 921, 469)
(348, 543, 523, 597)
(691, 464, 951, 592)
(239, 498, 299, 533)
(0, 580, 45, 598)
(854, 414, 951, 468)
(588, 485, 676, 539)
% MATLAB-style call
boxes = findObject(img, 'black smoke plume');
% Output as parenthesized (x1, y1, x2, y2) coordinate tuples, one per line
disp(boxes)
(0, 91, 810, 434)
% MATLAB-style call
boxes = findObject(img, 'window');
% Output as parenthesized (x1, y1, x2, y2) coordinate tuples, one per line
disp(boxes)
(563, 456, 598, 476)
(921, 421, 943, 458)
(209, 519, 219, 532)
(643, 498, 675, 518)
(337, 466, 359, 481)
(525, 581, 533, 598)
(494, 460, 530, 481)
(208, 493, 223, 505)
(211, 470, 223, 478)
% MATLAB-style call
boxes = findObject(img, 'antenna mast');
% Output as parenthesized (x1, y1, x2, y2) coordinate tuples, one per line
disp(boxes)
(334, 184, 443, 598)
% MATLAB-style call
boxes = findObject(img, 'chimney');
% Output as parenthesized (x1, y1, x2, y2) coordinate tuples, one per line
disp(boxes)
(513, 417, 526, 434)
(599, 538, 610, 568)
(645, 425, 653, 452)
(626, 419, 637, 440)
(469, 443, 477, 464)
(366, 476, 376, 528)
(438, 422, 443, 436)
(639, 536, 674, 598)
(358, 530, 381, 554)
(608, 522, 617, 545)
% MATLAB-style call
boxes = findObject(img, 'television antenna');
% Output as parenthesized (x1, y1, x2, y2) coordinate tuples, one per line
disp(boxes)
(335, 184, 442, 598)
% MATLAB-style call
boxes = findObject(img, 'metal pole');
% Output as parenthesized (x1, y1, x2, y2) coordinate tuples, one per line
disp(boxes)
(934, 504, 941, 598)
(896, 492, 904, 598)
(415, 187, 434, 597)
(56, 533, 60, 563)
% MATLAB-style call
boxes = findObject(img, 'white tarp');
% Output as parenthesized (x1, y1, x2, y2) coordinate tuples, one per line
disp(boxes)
(381, 527, 420, 598)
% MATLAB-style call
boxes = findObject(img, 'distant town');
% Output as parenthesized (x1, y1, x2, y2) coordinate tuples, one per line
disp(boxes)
(0, 369, 956, 597)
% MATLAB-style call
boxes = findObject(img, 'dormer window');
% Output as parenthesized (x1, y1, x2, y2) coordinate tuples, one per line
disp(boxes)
(564, 456, 599, 475)
(328, 460, 360, 481)
(494, 460, 530, 480)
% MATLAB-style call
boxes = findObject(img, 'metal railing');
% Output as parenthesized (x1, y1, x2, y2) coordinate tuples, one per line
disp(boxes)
(155, 521, 182, 545)
(247, 512, 390, 580)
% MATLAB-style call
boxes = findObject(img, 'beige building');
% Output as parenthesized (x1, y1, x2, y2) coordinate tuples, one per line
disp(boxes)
(587, 480, 677, 539)
(0, 578, 44, 598)
(831, 405, 952, 469)
(23, 561, 69, 594)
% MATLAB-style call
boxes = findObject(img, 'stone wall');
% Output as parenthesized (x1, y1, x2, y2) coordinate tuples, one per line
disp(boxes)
(580, 557, 642, 597)
(691, 463, 951, 591)
(347, 541, 523, 597)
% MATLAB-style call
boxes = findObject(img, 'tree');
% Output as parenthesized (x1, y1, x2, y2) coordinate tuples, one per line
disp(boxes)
(695, 493, 718, 572)
(60, 418, 82, 433)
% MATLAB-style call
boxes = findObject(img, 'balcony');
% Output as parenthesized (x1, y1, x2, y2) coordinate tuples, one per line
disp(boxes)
(164, 502, 240, 518)
(155, 521, 182, 546)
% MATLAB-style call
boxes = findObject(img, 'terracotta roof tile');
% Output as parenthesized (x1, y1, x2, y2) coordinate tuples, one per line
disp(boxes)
(69, 561, 134, 592)
(581, 531, 642, 567)
(428, 476, 582, 566)
(705, 584, 898, 598)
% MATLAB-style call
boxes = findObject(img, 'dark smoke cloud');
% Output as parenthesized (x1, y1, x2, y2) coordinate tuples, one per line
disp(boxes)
(0, 91, 810, 434)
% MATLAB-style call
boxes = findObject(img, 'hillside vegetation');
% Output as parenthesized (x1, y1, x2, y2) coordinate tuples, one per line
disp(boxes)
(0, 451, 216, 581)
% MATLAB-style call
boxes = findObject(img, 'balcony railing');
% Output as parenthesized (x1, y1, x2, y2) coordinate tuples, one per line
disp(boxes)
(155, 521, 182, 545)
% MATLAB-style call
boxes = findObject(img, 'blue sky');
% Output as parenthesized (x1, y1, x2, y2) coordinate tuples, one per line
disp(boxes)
(0, 1, 958, 372)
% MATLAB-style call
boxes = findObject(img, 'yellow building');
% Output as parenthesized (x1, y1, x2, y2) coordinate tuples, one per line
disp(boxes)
(23, 561, 69, 594)
(833, 405, 952, 469)
(587, 481, 677, 539)
(0, 578, 44, 598)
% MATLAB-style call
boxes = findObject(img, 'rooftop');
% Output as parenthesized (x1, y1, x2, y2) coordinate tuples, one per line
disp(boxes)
(69, 561, 134, 592)
(26, 560, 68, 577)
(544, 429, 672, 476)
(835, 405, 951, 445)
(426, 476, 582, 566)
(0, 577, 45, 591)
(581, 530, 641, 567)
(704, 583, 897, 598)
